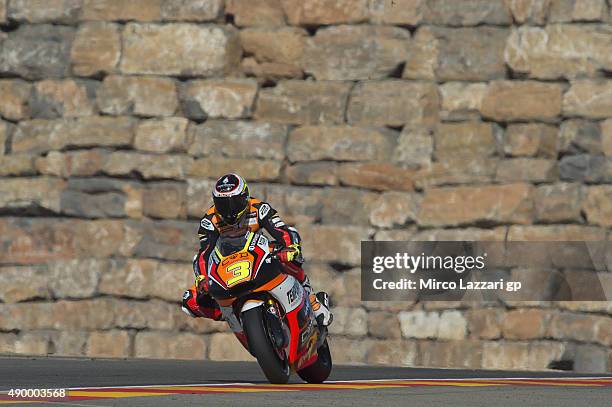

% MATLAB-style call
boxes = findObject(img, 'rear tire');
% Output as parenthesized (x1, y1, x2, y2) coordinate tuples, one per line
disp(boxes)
(297, 339, 332, 384)
(242, 306, 290, 384)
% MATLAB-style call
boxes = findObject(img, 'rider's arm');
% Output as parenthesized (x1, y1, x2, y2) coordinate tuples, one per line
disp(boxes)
(197, 214, 218, 251)
(194, 215, 219, 283)
(255, 202, 301, 249)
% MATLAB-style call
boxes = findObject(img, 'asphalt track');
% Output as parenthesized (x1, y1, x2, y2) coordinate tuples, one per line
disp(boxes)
(0, 357, 610, 407)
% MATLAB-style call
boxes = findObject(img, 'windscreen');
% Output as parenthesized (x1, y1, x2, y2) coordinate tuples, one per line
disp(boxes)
(216, 232, 250, 257)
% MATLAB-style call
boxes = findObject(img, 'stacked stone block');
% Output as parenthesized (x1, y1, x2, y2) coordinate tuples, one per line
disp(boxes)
(0, 0, 611, 372)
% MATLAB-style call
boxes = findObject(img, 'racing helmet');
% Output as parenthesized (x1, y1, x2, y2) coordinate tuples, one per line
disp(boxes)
(212, 173, 250, 225)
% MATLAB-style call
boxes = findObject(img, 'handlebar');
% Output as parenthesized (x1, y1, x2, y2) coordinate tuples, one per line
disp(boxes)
(268, 242, 284, 260)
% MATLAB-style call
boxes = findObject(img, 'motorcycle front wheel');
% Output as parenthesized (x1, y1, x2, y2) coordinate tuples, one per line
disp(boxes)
(242, 306, 290, 384)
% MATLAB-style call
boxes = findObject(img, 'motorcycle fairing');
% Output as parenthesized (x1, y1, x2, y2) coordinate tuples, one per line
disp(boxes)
(267, 275, 318, 366)
(206, 232, 279, 300)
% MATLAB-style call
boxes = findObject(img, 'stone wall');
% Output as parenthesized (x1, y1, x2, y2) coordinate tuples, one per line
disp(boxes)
(0, 0, 611, 372)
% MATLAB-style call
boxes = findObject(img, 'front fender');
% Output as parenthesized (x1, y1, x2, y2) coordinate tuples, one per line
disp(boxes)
(240, 299, 265, 313)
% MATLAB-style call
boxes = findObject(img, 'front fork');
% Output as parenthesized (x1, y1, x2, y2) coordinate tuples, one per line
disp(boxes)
(265, 299, 290, 356)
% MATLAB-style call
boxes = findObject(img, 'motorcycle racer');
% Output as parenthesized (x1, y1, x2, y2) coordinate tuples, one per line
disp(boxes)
(181, 173, 333, 327)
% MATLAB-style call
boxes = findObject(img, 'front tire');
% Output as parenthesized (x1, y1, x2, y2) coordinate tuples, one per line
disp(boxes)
(242, 306, 290, 384)
(297, 339, 332, 383)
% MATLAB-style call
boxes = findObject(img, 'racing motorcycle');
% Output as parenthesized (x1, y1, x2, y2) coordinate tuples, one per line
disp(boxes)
(203, 230, 332, 384)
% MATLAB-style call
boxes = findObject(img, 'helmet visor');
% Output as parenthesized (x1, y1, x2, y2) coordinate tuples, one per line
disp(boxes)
(214, 194, 249, 225)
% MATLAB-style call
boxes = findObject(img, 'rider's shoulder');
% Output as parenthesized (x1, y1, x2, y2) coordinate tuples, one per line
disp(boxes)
(250, 199, 275, 219)
(199, 205, 218, 231)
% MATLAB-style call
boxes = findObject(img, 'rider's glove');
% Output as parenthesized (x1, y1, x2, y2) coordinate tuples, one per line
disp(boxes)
(277, 243, 301, 263)
(195, 274, 207, 293)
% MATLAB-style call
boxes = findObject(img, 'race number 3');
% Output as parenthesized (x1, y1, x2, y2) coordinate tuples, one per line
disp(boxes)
(225, 261, 251, 287)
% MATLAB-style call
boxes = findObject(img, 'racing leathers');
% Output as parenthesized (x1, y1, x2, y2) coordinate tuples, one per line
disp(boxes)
(181, 198, 332, 326)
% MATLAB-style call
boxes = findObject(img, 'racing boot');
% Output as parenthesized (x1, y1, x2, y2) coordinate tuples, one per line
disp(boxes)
(302, 276, 333, 327)
(310, 291, 333, 327)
